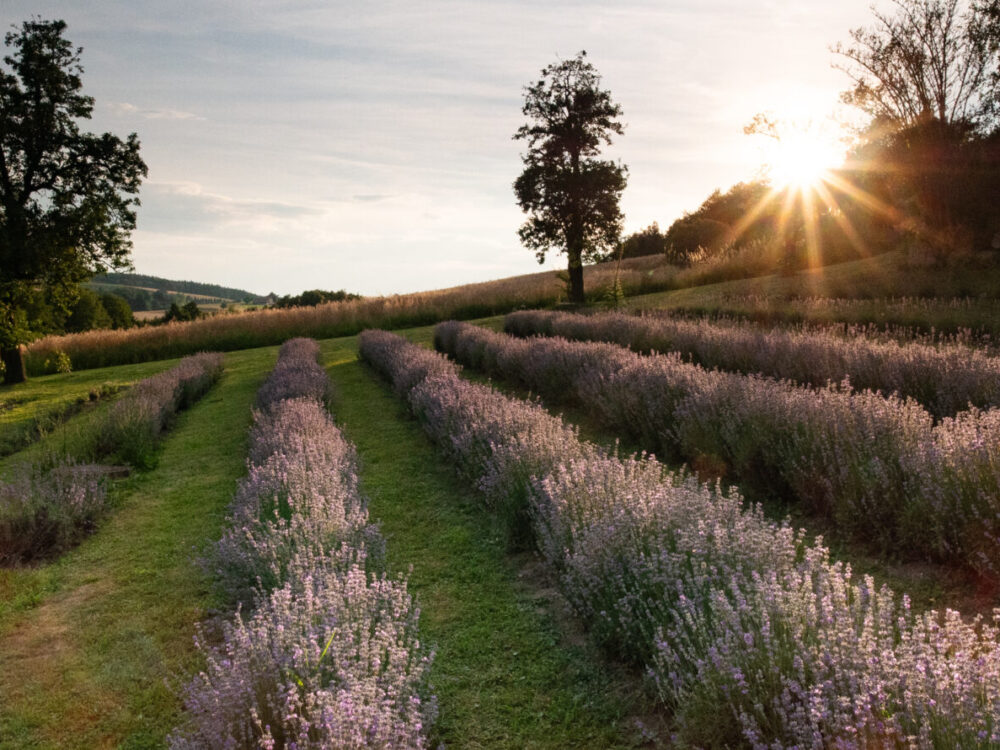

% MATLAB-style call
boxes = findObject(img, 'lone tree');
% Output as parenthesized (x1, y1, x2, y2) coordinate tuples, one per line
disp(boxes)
(0, 19, 146, 383)
(513, 51, 627, 305)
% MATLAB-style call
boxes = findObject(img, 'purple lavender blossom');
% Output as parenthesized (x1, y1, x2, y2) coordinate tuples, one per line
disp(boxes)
(175, 336, 435, 748)
(0, 461, 109, 563)
(98, 351, 225, 468)
(170, 552, 436, 750)
(256, 338, 334, 410)
(0, 352, 223, 562)
(438, 319, 1000, 576)
(505, 309, 1000, 418)
(365, 327, 1000, 748)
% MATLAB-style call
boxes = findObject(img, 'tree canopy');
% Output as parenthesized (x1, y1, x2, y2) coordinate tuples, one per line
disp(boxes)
(661, 180, 777, 262)
(833, 0, 999, 133)
(832, 0, 1000, 254)
(0, 18, 146, 382)
(513, 51, 627, 304)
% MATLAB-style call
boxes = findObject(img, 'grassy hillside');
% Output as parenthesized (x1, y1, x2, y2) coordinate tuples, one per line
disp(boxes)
(30, 250, 1000, 379)
(24, 255, 678, 376)
(5, 255, 1000, 743)
(628, 251, 1000, 333)
(90, 272, 265, 304)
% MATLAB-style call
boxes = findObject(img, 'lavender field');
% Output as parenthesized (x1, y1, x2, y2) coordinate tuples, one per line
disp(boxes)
(437, 319, 1000, 578)
(505, 309, 1000, 418)
(7, 0, 1000, 744)
(363, 327, 1000, 747)
(5, 315, 1000, 748)
(0, 351, 223, 564)
(172, 338, 436, 748)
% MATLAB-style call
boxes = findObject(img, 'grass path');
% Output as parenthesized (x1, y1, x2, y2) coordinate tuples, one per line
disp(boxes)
(0, 346, 274, 749)
(322, 336, 655, 749)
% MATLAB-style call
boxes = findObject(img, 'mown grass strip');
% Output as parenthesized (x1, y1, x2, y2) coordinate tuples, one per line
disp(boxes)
(0, 346, 274, 749)
(322, 335, 654, 749)
(0, 383, 125, 460)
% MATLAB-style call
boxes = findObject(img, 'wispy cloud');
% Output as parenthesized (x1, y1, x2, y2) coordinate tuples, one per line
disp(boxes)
(138, 182, 322, 234)
(111, 102, 205, 121)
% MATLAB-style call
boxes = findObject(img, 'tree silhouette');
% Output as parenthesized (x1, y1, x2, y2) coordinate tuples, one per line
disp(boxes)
(513, 51, 627, 304)
(832, 0, 998, 132)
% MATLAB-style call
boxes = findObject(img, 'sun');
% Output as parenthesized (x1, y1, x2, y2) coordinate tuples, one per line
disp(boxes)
(749, 115, 847, 190)
(766, 130, 843, 188)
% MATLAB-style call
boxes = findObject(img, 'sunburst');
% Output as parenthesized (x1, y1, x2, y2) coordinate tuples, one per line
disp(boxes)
(753, 117, 847, 190)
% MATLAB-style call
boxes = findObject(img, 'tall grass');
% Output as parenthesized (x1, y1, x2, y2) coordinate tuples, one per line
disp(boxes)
(24, 256, 680, 375)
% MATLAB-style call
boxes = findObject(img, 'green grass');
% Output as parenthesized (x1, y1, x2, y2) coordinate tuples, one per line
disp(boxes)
(1, 332, 659, 748)
(0, 346, 274, 748)
(322, 332, 658, 749)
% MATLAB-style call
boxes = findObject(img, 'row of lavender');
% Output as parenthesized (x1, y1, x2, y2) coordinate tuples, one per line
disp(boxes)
(170, 338, 436, 749)
(0, 352, 224, 564)
(505, 309, 1000, 418)
(360, 329, 1000, 748)
(437, 321, 1000, 577)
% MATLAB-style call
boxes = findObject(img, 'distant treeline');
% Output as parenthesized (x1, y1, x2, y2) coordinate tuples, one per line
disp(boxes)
(92, 272, 266, 304)
(272, 289, 363, 308)
(611, 179, 871, 268)
(87, 283, 178, 312)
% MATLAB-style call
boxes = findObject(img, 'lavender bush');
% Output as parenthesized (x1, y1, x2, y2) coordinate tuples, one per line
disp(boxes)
(363, 329, 599, 547)
(0, 461, 109, 563)
(438, 320, 1000, 576)
(505, 309, 1000, 418)
(97, 351, 225, 468)
(174, 336, 435, 748)
(209, 398, 381, 605)
(0, 353, 223, 563)
(256, 338, 333, 410)
(171, 551, 435, 750)
(364, 328, 1000, 748)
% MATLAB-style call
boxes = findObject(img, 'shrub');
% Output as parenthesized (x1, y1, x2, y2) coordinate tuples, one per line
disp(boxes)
(96, 352, 224, 468)
(255, 338, 333, 410)
(209, 399, 380, 606)
(175, 337, 435, 747)
(504, 309, 1000, 418)
(0, 462, 109, 564)
(170, 553, 435, 750)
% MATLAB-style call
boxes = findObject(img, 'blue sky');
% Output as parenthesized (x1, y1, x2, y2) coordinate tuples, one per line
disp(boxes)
(4, 0, 877, 295)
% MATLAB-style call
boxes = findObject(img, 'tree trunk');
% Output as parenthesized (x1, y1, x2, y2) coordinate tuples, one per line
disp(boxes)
(567, 256, 585, 305)
(1, 346, 26, 384)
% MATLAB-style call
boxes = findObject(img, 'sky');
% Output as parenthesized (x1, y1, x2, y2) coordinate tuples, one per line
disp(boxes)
(3, 0, 881, 296)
